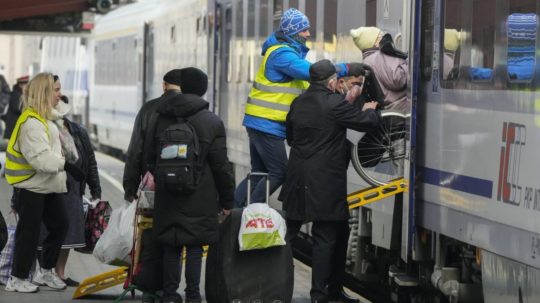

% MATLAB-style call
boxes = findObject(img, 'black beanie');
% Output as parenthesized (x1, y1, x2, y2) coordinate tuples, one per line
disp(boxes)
(309, 59, 336, 82)
(163, 69, 182, 86)
(180, 67, 208, 96)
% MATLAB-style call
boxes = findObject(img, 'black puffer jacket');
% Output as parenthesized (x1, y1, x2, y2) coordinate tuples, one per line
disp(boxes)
(65, 119, 101, 199)
(123, 90, 181, 200)
(151, 94, 234, 246)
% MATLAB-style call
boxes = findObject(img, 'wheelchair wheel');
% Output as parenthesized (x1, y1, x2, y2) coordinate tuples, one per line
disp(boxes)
(351, 110, 408, 187)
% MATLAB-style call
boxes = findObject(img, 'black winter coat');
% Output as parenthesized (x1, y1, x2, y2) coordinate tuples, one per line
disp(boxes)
(123, 90, 182, 200)
(279, 83, 381, 222)
(149, 94, 235, 247)
(65, 119, 101, 199)
(3, 87, 22, 139)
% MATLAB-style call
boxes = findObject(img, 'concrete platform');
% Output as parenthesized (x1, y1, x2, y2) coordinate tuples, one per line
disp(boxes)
(0, 152, 368, 302)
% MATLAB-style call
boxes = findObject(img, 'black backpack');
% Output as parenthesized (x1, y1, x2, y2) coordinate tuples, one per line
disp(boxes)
(153, 113, 202, 194)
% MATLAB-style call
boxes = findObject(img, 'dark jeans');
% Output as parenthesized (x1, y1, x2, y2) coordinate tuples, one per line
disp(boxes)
(287, 220, 350, 300)
(162, 244, 203, 299)
(11, 189, 68, 279)
(234, 128, 288, 207)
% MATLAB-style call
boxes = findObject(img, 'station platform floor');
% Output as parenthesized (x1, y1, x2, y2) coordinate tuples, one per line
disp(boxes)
(0, 152, 369, 302)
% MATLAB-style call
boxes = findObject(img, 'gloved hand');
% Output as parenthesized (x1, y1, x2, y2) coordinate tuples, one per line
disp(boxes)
(64, 161, 86, 182)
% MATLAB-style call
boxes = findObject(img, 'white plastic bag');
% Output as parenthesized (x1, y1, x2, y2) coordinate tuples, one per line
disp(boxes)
(238, 203, 286, 251)
(93, 201, 136, 264)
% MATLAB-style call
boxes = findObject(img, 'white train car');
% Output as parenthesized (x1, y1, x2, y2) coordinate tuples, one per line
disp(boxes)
(48, 0, 540, 302)
(40, 36, 90, 124)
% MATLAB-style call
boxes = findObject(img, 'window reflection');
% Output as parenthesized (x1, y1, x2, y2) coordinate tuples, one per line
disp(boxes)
(442, 0, 462, 81)
(470, 0, 495, 81)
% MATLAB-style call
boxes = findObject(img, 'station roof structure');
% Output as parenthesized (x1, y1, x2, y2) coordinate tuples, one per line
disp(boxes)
(0, 0, 89, 21)
(0, 0, 125, 33)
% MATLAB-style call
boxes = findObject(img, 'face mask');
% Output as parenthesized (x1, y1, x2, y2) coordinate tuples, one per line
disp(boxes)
(291, 33, 307, 45)
(53, 99, 71, 118)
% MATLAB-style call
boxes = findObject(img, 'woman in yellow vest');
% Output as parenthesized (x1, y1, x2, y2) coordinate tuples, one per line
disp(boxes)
(4, 73, 85, 293)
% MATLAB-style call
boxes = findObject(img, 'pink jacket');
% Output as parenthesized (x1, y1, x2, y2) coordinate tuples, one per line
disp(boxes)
(362, 49, 409, 112)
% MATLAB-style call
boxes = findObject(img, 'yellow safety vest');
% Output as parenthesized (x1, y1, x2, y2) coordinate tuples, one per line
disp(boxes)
(5, 108, 49, 185)
(245, 44, 309, 122)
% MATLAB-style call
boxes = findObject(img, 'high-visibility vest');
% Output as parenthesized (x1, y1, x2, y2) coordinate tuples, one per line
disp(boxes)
(245, 44, 309, 122)
(5, 108, 49, 185)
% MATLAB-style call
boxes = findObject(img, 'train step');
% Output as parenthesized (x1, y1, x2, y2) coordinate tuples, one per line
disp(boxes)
(347, 178, 408, 209)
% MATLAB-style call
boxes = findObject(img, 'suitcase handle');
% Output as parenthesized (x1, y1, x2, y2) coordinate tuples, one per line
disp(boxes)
(246, 172, 270, 204)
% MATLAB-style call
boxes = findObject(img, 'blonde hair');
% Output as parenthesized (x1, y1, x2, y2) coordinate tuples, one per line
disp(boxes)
(22, 73, 55, 119)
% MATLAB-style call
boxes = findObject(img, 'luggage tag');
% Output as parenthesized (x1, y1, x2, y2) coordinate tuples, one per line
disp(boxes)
(177, 144, 188, 159)
(161, 145, 179, 159)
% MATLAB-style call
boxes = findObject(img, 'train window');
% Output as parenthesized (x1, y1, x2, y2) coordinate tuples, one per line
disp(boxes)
(420, 0, 434, 81)
(260, 0, 270, 39)
(234, 0, 245, 83)
(507, 1, 537, 83)
(247, 0, 256, 82)
(442, 0, 463, 82)
(273, 0, 284, 29)
(289, 0, 299, 10)
(224, 5, 233, 83)
(470, 0, 495, 81)
(304, 0, 317, 40)
(324, 0, 337, 44)
(366, 0, 377, 27)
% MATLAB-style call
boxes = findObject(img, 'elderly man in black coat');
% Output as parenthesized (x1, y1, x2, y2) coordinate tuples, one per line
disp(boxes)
(280, 60, 381, 303)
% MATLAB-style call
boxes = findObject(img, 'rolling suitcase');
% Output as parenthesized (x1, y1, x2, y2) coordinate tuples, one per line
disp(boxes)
(205, 173, 294, 303)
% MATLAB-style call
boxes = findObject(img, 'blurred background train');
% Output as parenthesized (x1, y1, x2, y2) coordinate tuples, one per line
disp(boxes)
(36, 0, 540, 302)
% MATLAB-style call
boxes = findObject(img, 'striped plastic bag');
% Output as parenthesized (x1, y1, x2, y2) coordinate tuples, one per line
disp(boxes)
(0, 226, 16, 285)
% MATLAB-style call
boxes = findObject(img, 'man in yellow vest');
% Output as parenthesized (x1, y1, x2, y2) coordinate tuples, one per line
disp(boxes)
(235, 8, 312, 207)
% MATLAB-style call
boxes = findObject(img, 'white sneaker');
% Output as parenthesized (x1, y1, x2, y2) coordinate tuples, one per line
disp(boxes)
(5, 276, 39, 293)
(32, 268, 66, 290)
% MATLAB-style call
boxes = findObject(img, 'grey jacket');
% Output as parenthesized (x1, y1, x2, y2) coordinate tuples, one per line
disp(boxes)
(363, 49, 409, 112)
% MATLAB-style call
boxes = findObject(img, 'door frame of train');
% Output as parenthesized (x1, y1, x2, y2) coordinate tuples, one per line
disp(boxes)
(143, 22, 155, 104)
(213, 0, 233, 115)
(400, 0, 421, 263)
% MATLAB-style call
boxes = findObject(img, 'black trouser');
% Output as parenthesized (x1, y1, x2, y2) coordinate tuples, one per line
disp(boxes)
(11, 189, 68, 279)
(162, 244, 203, 298)
(287, 219, 350, 300)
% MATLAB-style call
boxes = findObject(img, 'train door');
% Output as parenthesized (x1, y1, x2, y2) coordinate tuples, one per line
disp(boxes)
(214, 1, 233, 116)
(143, 22, 155, 104)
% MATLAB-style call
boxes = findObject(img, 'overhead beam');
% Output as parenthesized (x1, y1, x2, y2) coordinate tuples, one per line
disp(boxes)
(0, 0, 89, 21)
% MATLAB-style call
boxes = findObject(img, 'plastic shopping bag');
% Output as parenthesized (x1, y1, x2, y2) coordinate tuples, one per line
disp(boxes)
(93, 201, 136, 265)
(238, 203, 286, 251)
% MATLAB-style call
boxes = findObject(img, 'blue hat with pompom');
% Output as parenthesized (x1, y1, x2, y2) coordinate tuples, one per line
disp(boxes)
(279, 8, 310, 36)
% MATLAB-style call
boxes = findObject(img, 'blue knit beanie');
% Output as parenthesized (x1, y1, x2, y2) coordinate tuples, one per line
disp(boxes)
(279, 8, 310, 36)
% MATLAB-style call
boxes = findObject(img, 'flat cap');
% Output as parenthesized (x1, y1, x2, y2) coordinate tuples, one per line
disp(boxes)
(309, 59, 336, 82)
(163, 69, 182, 86)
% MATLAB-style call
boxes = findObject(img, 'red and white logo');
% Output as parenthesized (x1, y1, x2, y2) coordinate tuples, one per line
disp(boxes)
(497, 122, 526, 205)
